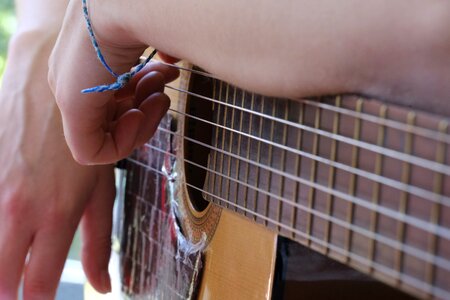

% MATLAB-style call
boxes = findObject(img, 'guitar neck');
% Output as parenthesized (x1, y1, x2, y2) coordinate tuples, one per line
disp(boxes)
(160, 65, 450, 299)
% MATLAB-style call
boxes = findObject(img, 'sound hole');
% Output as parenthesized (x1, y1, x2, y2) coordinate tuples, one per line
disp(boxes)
(184, 70, 213, 212)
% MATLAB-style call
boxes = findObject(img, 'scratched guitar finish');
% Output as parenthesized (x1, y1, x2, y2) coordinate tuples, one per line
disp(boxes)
(120, 63, 450, 299)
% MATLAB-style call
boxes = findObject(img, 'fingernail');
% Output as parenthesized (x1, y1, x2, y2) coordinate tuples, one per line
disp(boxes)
(101, 270, 112, 293)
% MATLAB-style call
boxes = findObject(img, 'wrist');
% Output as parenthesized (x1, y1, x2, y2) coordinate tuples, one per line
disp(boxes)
(9, 27, 59, 54)
(2, 29, 57, 101)
(90, 0, 146, 48)
(15, 0, 67, 34)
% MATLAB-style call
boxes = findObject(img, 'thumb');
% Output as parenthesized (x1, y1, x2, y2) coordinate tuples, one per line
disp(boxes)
(80, 168, 116, 294)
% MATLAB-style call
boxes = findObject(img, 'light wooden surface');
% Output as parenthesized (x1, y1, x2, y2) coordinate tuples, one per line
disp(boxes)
(198, 209, 278, 300)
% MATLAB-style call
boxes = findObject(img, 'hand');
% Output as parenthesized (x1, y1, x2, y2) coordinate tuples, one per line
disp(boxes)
(49, 0, 179, 165)
(0, 32, 115, 299)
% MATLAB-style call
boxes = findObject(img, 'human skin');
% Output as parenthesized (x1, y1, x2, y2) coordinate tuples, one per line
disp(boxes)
(0, 0, 178, 298)
(49, 0, 450, 165)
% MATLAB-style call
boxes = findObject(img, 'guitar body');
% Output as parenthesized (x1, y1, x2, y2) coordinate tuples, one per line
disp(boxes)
(118, 63, 277, 299)
(117, 61, 450, 299)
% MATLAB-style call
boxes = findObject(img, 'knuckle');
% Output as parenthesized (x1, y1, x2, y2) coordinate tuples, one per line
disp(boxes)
(44, 202, 79, 232)
(45, 207, 68, 227)
(47, 61, 55, 88)
(25, 278, 55, 298)
(0, 195, 28, 221)
(53, 91, 67, 111)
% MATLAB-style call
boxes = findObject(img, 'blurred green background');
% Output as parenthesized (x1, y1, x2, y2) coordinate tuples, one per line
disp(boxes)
(0, 0, 82, 261)
(0, 0, 16, 80)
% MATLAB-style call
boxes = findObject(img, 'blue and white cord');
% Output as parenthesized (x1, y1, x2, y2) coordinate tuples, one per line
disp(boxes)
(81, 0, 157, 93)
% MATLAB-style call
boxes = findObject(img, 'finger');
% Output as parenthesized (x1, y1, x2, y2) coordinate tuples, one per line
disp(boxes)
(81, 168, 115, 294)
(112, 109, 145, 158)
(114, 71, 165, 118)
(135, 92, 171, 146)
(0, 200, 33, 298)
(133, 71, 165, 107)
(75, 108, 144, 165)
(23, 221, 77, 299)
(114, 98, 134, 120)
(114, 61, 180, 101)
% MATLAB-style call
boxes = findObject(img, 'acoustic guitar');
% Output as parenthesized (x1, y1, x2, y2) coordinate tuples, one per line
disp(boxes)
(114, 61, 450, 299)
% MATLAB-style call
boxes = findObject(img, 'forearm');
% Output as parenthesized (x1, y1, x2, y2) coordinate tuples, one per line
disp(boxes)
(1, 0, 68, 163)
(103, 0, 450, 114)
(4, 0, 68, 99)
(15, 0, 68, 33)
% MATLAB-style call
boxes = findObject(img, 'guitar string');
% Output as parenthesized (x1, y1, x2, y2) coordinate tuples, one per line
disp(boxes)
(163, 108, 450, 209)
(302, 99, 450, 144)
(165, 85, 450, 177)
(142, 127, 450, 241)
(136, 145, 450, 264)
(121, 231, 184, 296)
(125, 158, 449, 300)
(159, 61, 450, 144)
(169, 108, 449, 207)
(134, 144, 450, 272)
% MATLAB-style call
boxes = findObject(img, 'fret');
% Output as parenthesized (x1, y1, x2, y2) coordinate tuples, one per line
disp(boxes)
(426, 120, 448, 292)
(206, 78, 218, 200)
(225, 86, 238, 212)
(252, 97, 265, 222)
(123, 225, 134, 294)
(129, 197, 140, 293)
(263, 98, 276, 227)
(221, 83, 231, 209)
(306, 105, 321, 247)
(234, 90, 246, 214)
(276, 100, 289, 233)
(242, 93, 256, 217)
(290, 102, 305, 240)
(147, 203, 158, 287)
(344, 100, 363, 261)
(395, 112, 415, 281)
(209, 78, 221, 203)
(368, 105, 387, 274)
(323, 97, 341, 254)
(139, 228, 148, 293)
(216, 81, 226, 207)
(122, 164, 136, 290)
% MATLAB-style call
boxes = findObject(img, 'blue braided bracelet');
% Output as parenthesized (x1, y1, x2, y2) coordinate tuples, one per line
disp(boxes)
(81, 0, 157, 93)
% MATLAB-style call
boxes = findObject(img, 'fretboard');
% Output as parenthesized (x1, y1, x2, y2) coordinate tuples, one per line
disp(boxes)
(163, 65, 450, 299)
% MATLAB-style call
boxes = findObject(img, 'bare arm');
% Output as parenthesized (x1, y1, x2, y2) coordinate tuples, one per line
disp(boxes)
(49, 0, 450, 164)
(106, 0, 450, 112)
(0, 0, 114, 297)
